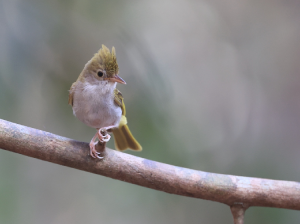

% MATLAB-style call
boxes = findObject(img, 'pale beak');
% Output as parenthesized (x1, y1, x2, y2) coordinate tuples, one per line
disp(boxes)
(107, 75, 126, 84)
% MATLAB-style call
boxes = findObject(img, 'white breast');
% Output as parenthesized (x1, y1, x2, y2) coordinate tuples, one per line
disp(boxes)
(72, 81, 122, 129)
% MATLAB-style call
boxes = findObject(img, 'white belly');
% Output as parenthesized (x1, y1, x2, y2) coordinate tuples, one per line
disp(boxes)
(72, 81, 122, 129)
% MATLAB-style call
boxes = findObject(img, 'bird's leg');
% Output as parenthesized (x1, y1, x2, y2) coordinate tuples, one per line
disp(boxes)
(89, 132, 103, 159)
(97, 125, 117, 143)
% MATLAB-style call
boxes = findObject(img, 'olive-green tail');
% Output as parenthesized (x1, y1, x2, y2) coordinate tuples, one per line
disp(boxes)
(112, 124, 142, 151)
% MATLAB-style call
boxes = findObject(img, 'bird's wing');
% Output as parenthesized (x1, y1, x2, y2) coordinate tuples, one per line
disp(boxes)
(114, 88, 126, 116)
(68, 82, 76, 106)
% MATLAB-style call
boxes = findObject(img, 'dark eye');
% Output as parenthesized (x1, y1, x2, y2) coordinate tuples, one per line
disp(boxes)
(97, 71, 104, 77)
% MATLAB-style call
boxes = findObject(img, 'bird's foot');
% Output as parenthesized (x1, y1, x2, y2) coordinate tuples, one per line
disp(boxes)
(89, 140, 103, 159)
(98, 128, 111, 143)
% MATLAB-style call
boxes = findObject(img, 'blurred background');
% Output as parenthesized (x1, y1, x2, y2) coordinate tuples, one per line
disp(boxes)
(0, 0, 300, 223)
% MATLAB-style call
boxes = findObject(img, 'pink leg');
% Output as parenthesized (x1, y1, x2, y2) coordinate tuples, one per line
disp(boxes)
(89, 132, 103, 159)
(97, 125, 117, 143)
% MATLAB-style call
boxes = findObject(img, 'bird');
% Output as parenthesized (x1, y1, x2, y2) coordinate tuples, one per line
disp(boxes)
(68, 45, 142, 159)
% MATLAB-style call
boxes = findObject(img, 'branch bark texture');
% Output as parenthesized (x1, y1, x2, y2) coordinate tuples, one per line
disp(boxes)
(0, 119, 299, 211)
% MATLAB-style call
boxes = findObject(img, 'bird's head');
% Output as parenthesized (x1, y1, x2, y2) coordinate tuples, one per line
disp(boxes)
(81, 45, 126, 85)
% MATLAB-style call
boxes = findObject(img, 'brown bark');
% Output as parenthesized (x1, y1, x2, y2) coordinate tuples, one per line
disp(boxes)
(230, 204, 248, 224)
(0, 118, 299, 221)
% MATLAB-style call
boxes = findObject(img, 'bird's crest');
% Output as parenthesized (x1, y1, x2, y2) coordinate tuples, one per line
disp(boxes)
(88, 45, 119, 77)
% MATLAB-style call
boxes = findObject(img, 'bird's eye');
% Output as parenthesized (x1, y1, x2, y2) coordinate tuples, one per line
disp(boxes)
(97, 71, 104, 77)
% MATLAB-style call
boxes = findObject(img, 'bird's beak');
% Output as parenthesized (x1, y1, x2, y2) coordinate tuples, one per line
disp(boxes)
(107, 75, 126, 84)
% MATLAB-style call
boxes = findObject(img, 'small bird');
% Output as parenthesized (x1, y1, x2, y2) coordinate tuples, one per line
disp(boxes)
(68, 45, 142, 159)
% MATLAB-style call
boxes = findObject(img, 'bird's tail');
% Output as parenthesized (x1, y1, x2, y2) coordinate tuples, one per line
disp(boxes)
(112, 116, 142, 151)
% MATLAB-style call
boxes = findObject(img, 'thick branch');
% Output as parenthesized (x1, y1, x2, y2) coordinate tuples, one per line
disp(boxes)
(0, 119, 299, 210)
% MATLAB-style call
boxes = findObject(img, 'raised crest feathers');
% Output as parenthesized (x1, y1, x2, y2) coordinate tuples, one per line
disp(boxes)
(88, 45, 119, 77)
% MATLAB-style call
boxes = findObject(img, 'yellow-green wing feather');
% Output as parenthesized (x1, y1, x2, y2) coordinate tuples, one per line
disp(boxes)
(68, 82, 76, 106)
(113, 88, 126, 115)
(113, 88, 142, 151)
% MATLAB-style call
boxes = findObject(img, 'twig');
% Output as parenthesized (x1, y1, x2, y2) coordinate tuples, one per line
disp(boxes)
(0, 118, 300, 221)
(230, 203, 249, 224)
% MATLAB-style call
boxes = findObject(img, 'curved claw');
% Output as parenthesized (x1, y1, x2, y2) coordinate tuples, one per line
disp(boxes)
(98, 129, 111, 143)
(89, 141, 103, 159)
(99, 134, 111, 143)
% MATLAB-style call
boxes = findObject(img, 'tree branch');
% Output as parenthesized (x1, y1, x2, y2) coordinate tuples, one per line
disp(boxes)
(230, 203, 248, 224)
(0, 119, 300, 221)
